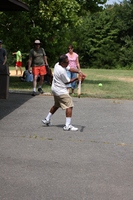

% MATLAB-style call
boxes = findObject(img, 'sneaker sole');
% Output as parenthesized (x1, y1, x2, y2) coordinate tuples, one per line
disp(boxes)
(63, 128, 78, 131)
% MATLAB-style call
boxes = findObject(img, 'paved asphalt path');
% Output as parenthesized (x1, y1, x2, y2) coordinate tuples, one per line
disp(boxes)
(0, 92, 133, 200)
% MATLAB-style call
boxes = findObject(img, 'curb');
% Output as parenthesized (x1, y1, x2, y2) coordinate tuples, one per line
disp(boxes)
(9, 90, 53, 96)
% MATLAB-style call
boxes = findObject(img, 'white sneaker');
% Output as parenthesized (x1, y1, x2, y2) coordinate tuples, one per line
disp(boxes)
(42, 119, 51, 126)
(63, 124, 78, 131)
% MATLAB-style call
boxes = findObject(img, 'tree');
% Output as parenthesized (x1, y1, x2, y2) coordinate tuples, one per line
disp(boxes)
(70, 0, 133, 68)
(0, 0, 81, 66)
(72, 9, 120, 68)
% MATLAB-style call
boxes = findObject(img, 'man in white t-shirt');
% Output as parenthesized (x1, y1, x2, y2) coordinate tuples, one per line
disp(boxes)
(42, 54, 85, 131)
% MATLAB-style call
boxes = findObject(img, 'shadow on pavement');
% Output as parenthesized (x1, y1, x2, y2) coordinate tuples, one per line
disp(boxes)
(0, 92, 33, 120)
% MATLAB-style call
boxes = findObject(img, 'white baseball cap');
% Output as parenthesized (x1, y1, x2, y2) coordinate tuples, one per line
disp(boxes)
(34, 40, 41, 44)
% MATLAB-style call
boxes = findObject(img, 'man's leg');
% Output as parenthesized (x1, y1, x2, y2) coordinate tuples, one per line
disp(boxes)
(66, 107, 72, 117)
(31, 75, 38, 96)
(45, 105, 59, 121)
(42, 106, 58, 125)
(65, 107, 72, 126)
(50, 105, 59, 115)
(33, 75, 38, 90)
(39, 75, 44, 87)
(20, 66, 23, 75)
(64, 107, 78, 131)
(38, 75, 44, 93)
(15, 66, 18, 75)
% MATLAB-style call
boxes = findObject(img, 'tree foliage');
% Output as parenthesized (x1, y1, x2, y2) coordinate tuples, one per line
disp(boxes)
(73, 0, 133, 68)
(1, 0, 133, 69)
(0, 0, 82, 66)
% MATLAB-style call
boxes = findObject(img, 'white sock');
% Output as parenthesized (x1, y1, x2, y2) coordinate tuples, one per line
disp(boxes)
(33, 88, 36, 92)
(38, 85, 41, 89)
(65, 117, 71, 126)
(46, 112, 52, 121)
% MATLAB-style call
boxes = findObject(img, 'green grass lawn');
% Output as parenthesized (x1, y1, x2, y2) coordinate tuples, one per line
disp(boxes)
(9, 67, 133, 100)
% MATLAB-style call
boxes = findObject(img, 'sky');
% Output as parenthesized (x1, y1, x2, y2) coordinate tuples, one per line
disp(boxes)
(106, 0, 120, 4)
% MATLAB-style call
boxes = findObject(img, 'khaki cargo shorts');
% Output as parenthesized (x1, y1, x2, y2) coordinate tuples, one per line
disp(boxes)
(54, 94, 74, 110)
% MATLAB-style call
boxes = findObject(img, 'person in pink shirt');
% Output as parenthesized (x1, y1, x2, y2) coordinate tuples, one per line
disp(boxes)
(66, 45, 81, 94)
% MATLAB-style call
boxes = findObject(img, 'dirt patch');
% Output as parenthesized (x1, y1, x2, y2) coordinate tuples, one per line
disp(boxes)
(96, 74, 133, 83)
(10, 70, 133, 82)
(10, 70, 22, 76)
(117, 77, 133, 82)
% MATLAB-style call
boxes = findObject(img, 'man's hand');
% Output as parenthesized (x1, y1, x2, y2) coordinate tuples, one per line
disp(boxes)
(78, 73, 86, 83)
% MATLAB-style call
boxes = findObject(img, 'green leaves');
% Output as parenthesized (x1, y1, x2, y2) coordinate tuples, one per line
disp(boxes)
(1, 0, 133, 69)
(73, 0, 133, 68)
